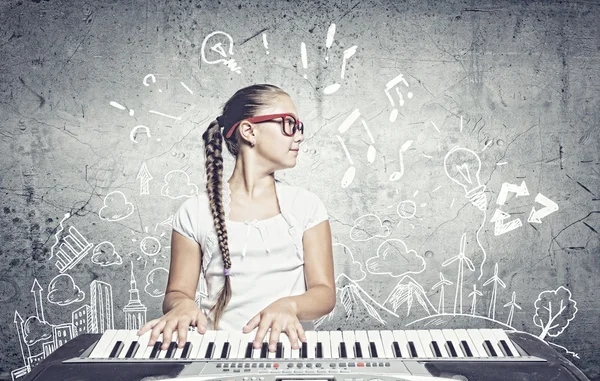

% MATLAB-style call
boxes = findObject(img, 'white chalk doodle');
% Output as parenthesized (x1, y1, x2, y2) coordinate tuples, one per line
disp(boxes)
(490, 208, 522, 236)
(137, 163, 153, 195)
(89, 280, 115, 333)
(109, 101, 134, 116)
(337, 108, 361, 134)
(384, 73, 413, 122)
(123, 262, 147, 330)
(325, 23, 335, 63)
(441, 233, 475, 315)
(161, 170, 199, 199)
(503, 291, 521, 327)
(468, 284, 483, 316)
(360, 119, 377, 163)
(180, 82, 193, 95)
(389, 140, 413, 181)
(154, 214, 173, 231)
(99, 190, 134, 221)
(366, 239, 425, 278)
(145, 267, 169, 297)
(300, 42, 309, 79)
(496, 181, 529, 205)
(143, 73, 161, 92)
(432, 273, 453, 314)
(262, 32, 269, 55)
(91, 241, 123, 267)
(50, 214, 93, 273)
(335, 135, 356, 188)
(148, 110, 182, 121)
(483, 263, 506, 320)
(340, 45, 358, 80)
(30, 279, 45, 322)
(384, 275, 437, 316)
(430, 121, 440, 133)
(332, 243, 367, 282)
(534, 286, 577, 339)
(201, 31, 241, 74)
(130, 125, 152, 144)
(47, 274, 85, 306)
(13, 311, 28, 369)
(349, 214, 391, 242)
(140, 235, 162, 257)
(528, 193, 559, 223)
(396, 199, 417, 219)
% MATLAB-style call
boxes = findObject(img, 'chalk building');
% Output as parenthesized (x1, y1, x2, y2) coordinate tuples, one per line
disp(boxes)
(72, 304, 92, 335)
(123, 263, 147, 330)
(90, 280, 114, 333)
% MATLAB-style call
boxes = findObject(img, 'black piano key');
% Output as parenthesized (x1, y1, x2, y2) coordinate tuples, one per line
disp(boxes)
(125, 341, 139, 358)
(275, 342, 283, 358)
(483, 340, 497, 357)
(260, 342, 269, 358)
(445, 341, 457, 357)
(181, 342, 192, 359)
(407, 341, 418, 358)
(165, 342, 178, 358)
(354, 342, 363, 358)
(150, 342, 162, 358)
(301, 342, 308, 358)
(460, 340, 473, 357)
(499, 340, 513, 356)
(204, 342, 215, 359)
(369, 342, 378, 358)
(392, 341, 402, 358)
(430, 341, 442, 357)
(220, 342, 230, 359)
(316, 342, 323, 358)
(108, 341, 124, 358)
(339, 342, 348, 358)
(245, 342, 253, 358)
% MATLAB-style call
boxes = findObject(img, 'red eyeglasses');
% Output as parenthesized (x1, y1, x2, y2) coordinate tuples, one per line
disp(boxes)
(225, 113, 304, 139)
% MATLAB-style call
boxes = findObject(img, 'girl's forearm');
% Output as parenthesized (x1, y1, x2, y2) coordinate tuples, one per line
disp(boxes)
(286, 285, 336, 321)
(162, 290, 195, 314)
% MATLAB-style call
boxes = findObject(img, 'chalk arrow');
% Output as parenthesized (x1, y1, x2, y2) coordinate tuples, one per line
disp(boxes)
(496, 181, 529, 205)
(528, 193, 559, 223)
(490, 208, 522, 236)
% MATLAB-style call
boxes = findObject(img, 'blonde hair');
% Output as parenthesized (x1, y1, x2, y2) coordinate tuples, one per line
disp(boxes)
(201, 84, 288, 329)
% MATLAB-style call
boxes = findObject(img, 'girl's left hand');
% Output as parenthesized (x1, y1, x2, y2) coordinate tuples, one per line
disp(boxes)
(243, 298, 306, 352)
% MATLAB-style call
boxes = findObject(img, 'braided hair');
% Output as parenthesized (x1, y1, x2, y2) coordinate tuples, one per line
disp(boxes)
(201, 84, 288, 329)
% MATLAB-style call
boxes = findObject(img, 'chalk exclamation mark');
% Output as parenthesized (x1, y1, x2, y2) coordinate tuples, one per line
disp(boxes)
(262, 33, 269, 55)
(301, 42, 308, 79)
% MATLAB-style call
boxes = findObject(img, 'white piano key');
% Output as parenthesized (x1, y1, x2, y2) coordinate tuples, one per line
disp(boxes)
(227, 330, 243, 359)
(329, 330, 343, 359)
(305, 331, 318, 359)
(212, 330, 230, 359)
(466, 329, 488, 358)
(379, 330, 396, 358)
(185, 330, 205, 359)
(441, 329, 465, 358)
(416, 330, 435, 358)
(341, 331, 356, 359)
(89, 329, 118, 358)
(367, 330, 386, 359)
(133, 331, 153, 359)
(173, 331, 189, 359)
(455, 329, 484, 357)
(392, 330, 411, 358)
(104, 330, 129, 358)
(118, 330, 141, 359)
(354, 330, 371, 359)
(196, 330, 217, 359)
(479, 329, 504, 358)
(428, 329, 450, 358)
(491, 329, 520, 357)
(404, 330, 426, 358)
(238, 331, 256, 358)
(317, 331, 332, 358)
(280, 332, 291, 359)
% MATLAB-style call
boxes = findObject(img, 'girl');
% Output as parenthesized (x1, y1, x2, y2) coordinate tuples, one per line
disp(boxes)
(138, 84, 335, 355)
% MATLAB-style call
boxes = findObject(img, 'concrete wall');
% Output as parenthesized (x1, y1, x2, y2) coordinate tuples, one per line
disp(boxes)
(0, 0, 598, 379)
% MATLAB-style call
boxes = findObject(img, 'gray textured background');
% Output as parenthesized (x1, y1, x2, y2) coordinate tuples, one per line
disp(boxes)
(1, 0, 599, 379)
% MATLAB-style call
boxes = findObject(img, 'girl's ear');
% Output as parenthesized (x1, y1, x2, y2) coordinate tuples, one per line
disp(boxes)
(238, 120, 256, 145)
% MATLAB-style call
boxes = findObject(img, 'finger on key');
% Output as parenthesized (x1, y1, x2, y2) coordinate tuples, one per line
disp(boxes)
(269, 325, 282, 352)
(296, 322, 306, 343)
(254, 318, 271, 349)
(138, 318, 159, 336)
(149, 320, 166, 346)
(177, 322, 189, 348)
(287, 326, 299, 349)
(162, 322, 176, 350)
(196, 311, 208, 334)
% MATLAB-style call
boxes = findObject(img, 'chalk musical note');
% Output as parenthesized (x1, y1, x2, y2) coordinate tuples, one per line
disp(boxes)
(335, 135, 355, 188)
(389, 140, 413, 181)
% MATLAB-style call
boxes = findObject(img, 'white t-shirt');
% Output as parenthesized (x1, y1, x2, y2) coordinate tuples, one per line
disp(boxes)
(171, 179, 328, 332)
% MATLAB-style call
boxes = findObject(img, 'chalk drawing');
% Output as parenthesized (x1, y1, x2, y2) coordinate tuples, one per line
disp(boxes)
(30, 280, 46, 322)
(180, 82, 193, 95)
(99, 190, 134, 221)
(137, 163, 153, 195)
(145, 267, 169, 297)
(360, 119, 377, 163)
(261, 32, 269, 55)
(389, 140, 413, 181)
(50, 213, 93, 273)
(490, 208, 522, 236)
(201, 31, 241, 74)
(340, 45, 358, 80)
(91, 241, 123, 267)
(130, 125, 153, 144)
(468, 284, 483, 316)
(332, 243, 367, 282)
(503, 291, 521, 327)
(366, 239, 426, 278)
(89, 280, 115, 333)
(300, 42, 308, 79)
(396, 199, 417, 219)
(335, 135, 355, 188)
(324, 23, 335, 63)
(483, 263, 506, 320)
(123, 262, 147, 330)
(432, 273, 452, 314)
(47, 274, 85, 306)
(384, 73, 413, 122)
(528, 193, 559, 223)
(496, 181, 529, 205)
(148, 110, 182, 121)
(161, 170, 199, 199)
(384, 275, 437, 316)
(109, 101, 134, 116)
(534, 286, 577, 340)
(143, 73, 162, 92)
(349, 214, 391, 242)
(441, 233, 475, 315)
(337, 108, 361, 134)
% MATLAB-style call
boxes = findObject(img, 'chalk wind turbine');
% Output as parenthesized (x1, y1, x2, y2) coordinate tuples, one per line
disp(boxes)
(432, 272, 452, 314)
(468, 284, 483, 316)
(441, 233, 475, 315)
(503, 291, 521, 326)
(484, 263, 506, 320)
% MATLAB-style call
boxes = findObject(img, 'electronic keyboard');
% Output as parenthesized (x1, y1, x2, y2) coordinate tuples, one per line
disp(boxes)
(21, 328, 590, 381)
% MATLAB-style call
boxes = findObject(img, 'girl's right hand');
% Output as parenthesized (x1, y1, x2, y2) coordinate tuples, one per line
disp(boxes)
(137, 298, 208, 350)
